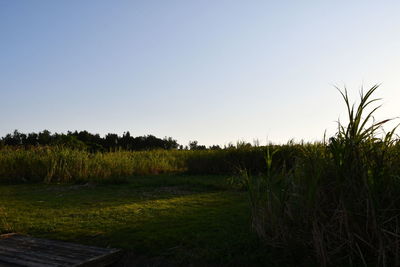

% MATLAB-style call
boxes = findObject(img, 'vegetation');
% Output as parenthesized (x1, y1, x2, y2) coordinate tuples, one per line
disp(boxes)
(0, 175, 274, 266)
(0, 85, 399, 266)
(0, 130, 180, 151)
(0, 148, 188, 183)
(0, 144, 311, 184)
(246, 85, 400, 266)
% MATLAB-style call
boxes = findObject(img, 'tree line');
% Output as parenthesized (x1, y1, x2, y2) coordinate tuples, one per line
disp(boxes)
(0, 130, 225, 151)
(0, 130, 180, 151)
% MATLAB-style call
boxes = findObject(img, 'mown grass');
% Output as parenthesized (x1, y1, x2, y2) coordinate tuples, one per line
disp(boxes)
(0, 175, 278, 266)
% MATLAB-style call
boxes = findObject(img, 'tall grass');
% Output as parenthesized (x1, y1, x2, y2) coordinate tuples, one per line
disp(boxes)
(0, 89, 398, 264)
(247, 85, 400, 266)
(0, 144, 306, 183)
(0, 148, 188, 183)
(0, 207, 14, 234)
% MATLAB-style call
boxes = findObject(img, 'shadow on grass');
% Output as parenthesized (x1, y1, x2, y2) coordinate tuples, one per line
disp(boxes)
(0, 175, 277, 266)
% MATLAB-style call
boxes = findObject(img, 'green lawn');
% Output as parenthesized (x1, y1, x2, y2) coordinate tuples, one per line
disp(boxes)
(0, 175, 273, 266)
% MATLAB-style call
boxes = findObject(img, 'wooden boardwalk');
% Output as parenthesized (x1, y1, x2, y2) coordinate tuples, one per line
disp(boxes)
(0, 233, 121, 267)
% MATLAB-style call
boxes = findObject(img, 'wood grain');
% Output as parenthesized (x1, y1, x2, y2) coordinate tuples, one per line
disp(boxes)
(0, 234, 121, 267)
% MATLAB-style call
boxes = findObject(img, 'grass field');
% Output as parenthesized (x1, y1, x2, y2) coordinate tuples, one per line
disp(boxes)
(0, 175, 280, 266)
(0, 146, 277, 183)
(1, 87, 399, 266)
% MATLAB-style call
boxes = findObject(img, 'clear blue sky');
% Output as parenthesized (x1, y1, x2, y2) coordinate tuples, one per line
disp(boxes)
(1, 1, 400, 146)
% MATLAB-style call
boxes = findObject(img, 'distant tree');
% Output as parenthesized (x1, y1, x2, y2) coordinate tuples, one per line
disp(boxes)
(189, 141, 198, 150)
(163, 137, 179, 150)
(0, 130, 181, 152)
(209, 145, 221, 150)
(38, 130, 52, 145)
(104, 133, 119, 151)
(26, 133, 39, 146)
(120, 131, 134, 150)
(3, 130, 24, 146)
(224, 142, 235, 149)
(189, 140, 206, 150)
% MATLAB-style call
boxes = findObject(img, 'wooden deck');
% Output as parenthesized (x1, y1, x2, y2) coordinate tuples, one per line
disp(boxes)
(0, 233, 121, 267)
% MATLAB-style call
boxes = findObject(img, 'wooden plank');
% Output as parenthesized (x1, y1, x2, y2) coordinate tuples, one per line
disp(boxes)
(2, 234, 118, 256)
(0, 238, 102, 259)
(0, 260, 22, 267)
(0, 238, 98, 262)
(0, 255, 54, 267)
(0, 245, 81, 265)
(76, 252, 122, 267)
(5, 235, 112, 254)
(0, 234, 121, 267)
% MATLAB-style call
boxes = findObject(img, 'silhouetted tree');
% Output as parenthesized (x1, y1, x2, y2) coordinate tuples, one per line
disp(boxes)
(104, 133, 119, 150)
(38, 130, 52, 145)
(0, 130, 181, 152)
(4, 130, 24, 146)
(26, 133, 39, 146)
(189, 140, 206, 150)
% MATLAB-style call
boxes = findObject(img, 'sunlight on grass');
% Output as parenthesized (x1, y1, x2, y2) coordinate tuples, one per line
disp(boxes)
(0, 176, 259, 265)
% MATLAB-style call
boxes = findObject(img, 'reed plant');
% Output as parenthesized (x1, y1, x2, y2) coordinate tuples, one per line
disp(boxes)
(0, 147, 188, 183)
(247, 85, 400, 266)
(0, 145, 303, 183)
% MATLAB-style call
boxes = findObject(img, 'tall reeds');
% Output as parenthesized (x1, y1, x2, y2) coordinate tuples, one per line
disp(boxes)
(0, 145, 303, 183)
(0, 148, 188, 183)
(248, 85, 400, 266)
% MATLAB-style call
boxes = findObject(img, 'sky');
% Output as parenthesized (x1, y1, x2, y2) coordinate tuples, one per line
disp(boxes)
(1, 1, 400, 146)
